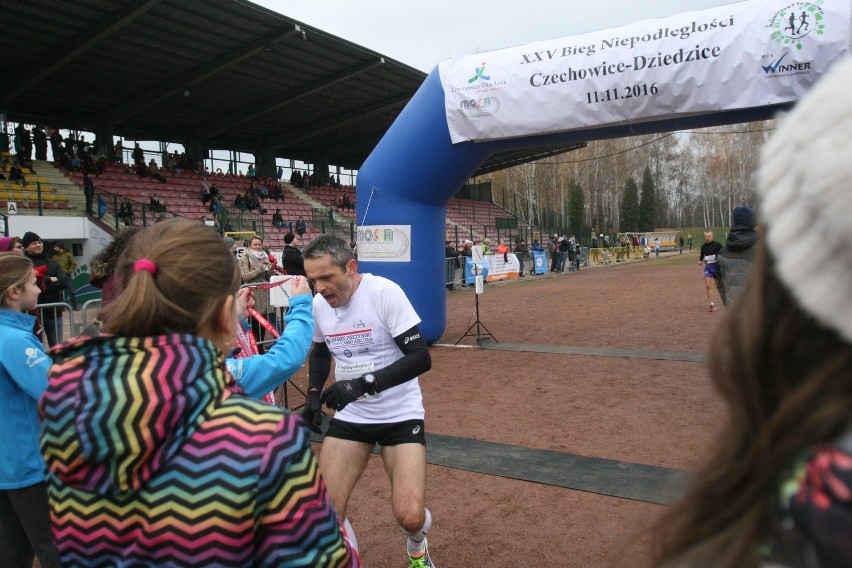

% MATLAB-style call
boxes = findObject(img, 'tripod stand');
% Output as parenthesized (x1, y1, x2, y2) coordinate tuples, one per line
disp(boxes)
(456, 264, 498, 345)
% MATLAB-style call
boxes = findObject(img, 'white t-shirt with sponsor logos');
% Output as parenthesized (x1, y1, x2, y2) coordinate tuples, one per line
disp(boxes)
(313, 273, 424, 424)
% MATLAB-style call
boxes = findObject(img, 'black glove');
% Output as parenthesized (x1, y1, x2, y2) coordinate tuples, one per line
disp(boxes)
(321, 377, 371, 412)
(302, 391, 323, 434)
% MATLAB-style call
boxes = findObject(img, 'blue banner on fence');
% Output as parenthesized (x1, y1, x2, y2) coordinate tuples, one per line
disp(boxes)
(533, 251, 547, 274)
(464, 257, 489, 285)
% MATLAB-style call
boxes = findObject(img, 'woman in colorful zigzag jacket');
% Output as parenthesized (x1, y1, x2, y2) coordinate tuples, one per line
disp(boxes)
(39, 218, 359, 567)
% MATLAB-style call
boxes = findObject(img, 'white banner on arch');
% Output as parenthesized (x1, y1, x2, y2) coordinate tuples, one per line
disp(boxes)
(439, 0, 851, 144)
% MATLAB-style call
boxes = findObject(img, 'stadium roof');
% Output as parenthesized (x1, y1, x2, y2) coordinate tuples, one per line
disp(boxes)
(0, 0, 583, 175)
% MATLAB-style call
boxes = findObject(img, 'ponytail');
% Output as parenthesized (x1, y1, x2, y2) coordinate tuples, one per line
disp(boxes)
(106, 218, 240, 337)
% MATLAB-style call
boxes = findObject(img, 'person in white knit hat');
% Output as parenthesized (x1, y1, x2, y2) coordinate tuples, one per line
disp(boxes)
(654, 56, 852, 567)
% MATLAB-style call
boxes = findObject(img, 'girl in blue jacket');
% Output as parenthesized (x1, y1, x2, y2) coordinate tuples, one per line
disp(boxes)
(0, 253, 59, 567)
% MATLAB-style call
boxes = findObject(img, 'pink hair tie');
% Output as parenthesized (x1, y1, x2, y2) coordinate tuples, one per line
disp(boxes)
(134, 258, 158, 276)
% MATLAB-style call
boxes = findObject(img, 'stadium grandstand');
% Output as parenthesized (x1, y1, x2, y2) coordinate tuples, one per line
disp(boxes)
(1, 0, 585, 256)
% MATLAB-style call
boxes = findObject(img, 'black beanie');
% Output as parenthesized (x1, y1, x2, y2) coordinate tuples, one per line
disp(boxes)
(21, 231, 42, 248)
(732, 206, 757, 229)
(284, 233, 296, 244)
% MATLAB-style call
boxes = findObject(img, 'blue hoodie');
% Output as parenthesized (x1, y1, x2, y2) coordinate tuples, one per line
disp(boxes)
(226, 292, 313, 398)
(0, 309, 52, 489)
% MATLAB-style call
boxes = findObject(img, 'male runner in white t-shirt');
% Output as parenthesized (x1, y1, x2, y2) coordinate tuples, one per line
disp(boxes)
(302, 234, 434, 568)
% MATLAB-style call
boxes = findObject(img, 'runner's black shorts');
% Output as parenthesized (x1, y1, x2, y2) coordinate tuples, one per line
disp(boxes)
(326, 418, 426, 446)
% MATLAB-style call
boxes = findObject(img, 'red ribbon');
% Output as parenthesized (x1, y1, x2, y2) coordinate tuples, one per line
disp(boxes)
(232, 309, 282, 405)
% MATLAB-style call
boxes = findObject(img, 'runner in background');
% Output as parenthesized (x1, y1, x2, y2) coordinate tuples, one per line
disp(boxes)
(699, 231, 723, 312)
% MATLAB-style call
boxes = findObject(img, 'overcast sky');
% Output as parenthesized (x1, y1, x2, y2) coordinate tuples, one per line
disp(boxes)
(255, 0, 738, 72)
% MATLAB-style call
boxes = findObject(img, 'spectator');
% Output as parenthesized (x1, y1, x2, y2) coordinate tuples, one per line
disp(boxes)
(281, 233, 306, 277)
(209, 186, 222, 215)
(14, 123, 31, 160)
(445, 240, 460, 290)
(131, 142, 144, 165)
(82, 172, 95, 215)
(295, 216, 307, 236)
(148, 159, 167, 183)
(163, 152, 178, 174)
(134, 159, 149, 178)
(567, 238, 577, 270)
(247, 163, 256, 179)
(113, 139, 123, 163)
(118, 201, 135, 226)
(88, 227, 143, 324)
(38, 219, 358, 567)
(200, 176, 212, 205)
(63, 133, 75, 158)
(548, 234, 559, 272)
(558, 236, 570, 272)
(51, 243, 79, 310)
(654, 237, 660, 257)
(22, 231, 69, 346)
(9, 161, 25, 185)
(654, 57, 852, 567)
(510, 238, 524, 277)
(0, 254, 60, 568)
(496, 238, 510, 264)
(270, 180, 283, 202)
(0, 236, 24, 253)
(49, 129, 63, 160)
(32, 125, 47, 160)
(272, 209, 285, 229)
(716, 206, 759, 306)
(149, 193, 166, 213)
(239, 235, 274, 354)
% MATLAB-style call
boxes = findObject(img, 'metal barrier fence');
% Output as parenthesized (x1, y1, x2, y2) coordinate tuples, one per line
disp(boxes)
(33, 299, 102, 347)
(444, 250, 590, 287)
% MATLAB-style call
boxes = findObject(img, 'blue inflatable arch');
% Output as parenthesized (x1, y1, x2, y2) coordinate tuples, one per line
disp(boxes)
(356, 67, 791, 343)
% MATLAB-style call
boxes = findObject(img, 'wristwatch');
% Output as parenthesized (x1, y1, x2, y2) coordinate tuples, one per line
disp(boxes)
(363, 373, 377, 395)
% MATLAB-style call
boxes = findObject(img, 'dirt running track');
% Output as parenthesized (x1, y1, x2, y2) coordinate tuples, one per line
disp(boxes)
(276, 252, 729, 567)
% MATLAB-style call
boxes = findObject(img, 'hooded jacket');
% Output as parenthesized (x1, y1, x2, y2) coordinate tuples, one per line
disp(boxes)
(0, 309, 52, 489)
(40, 333, 358, 567)
(716, 226, 759, 306)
